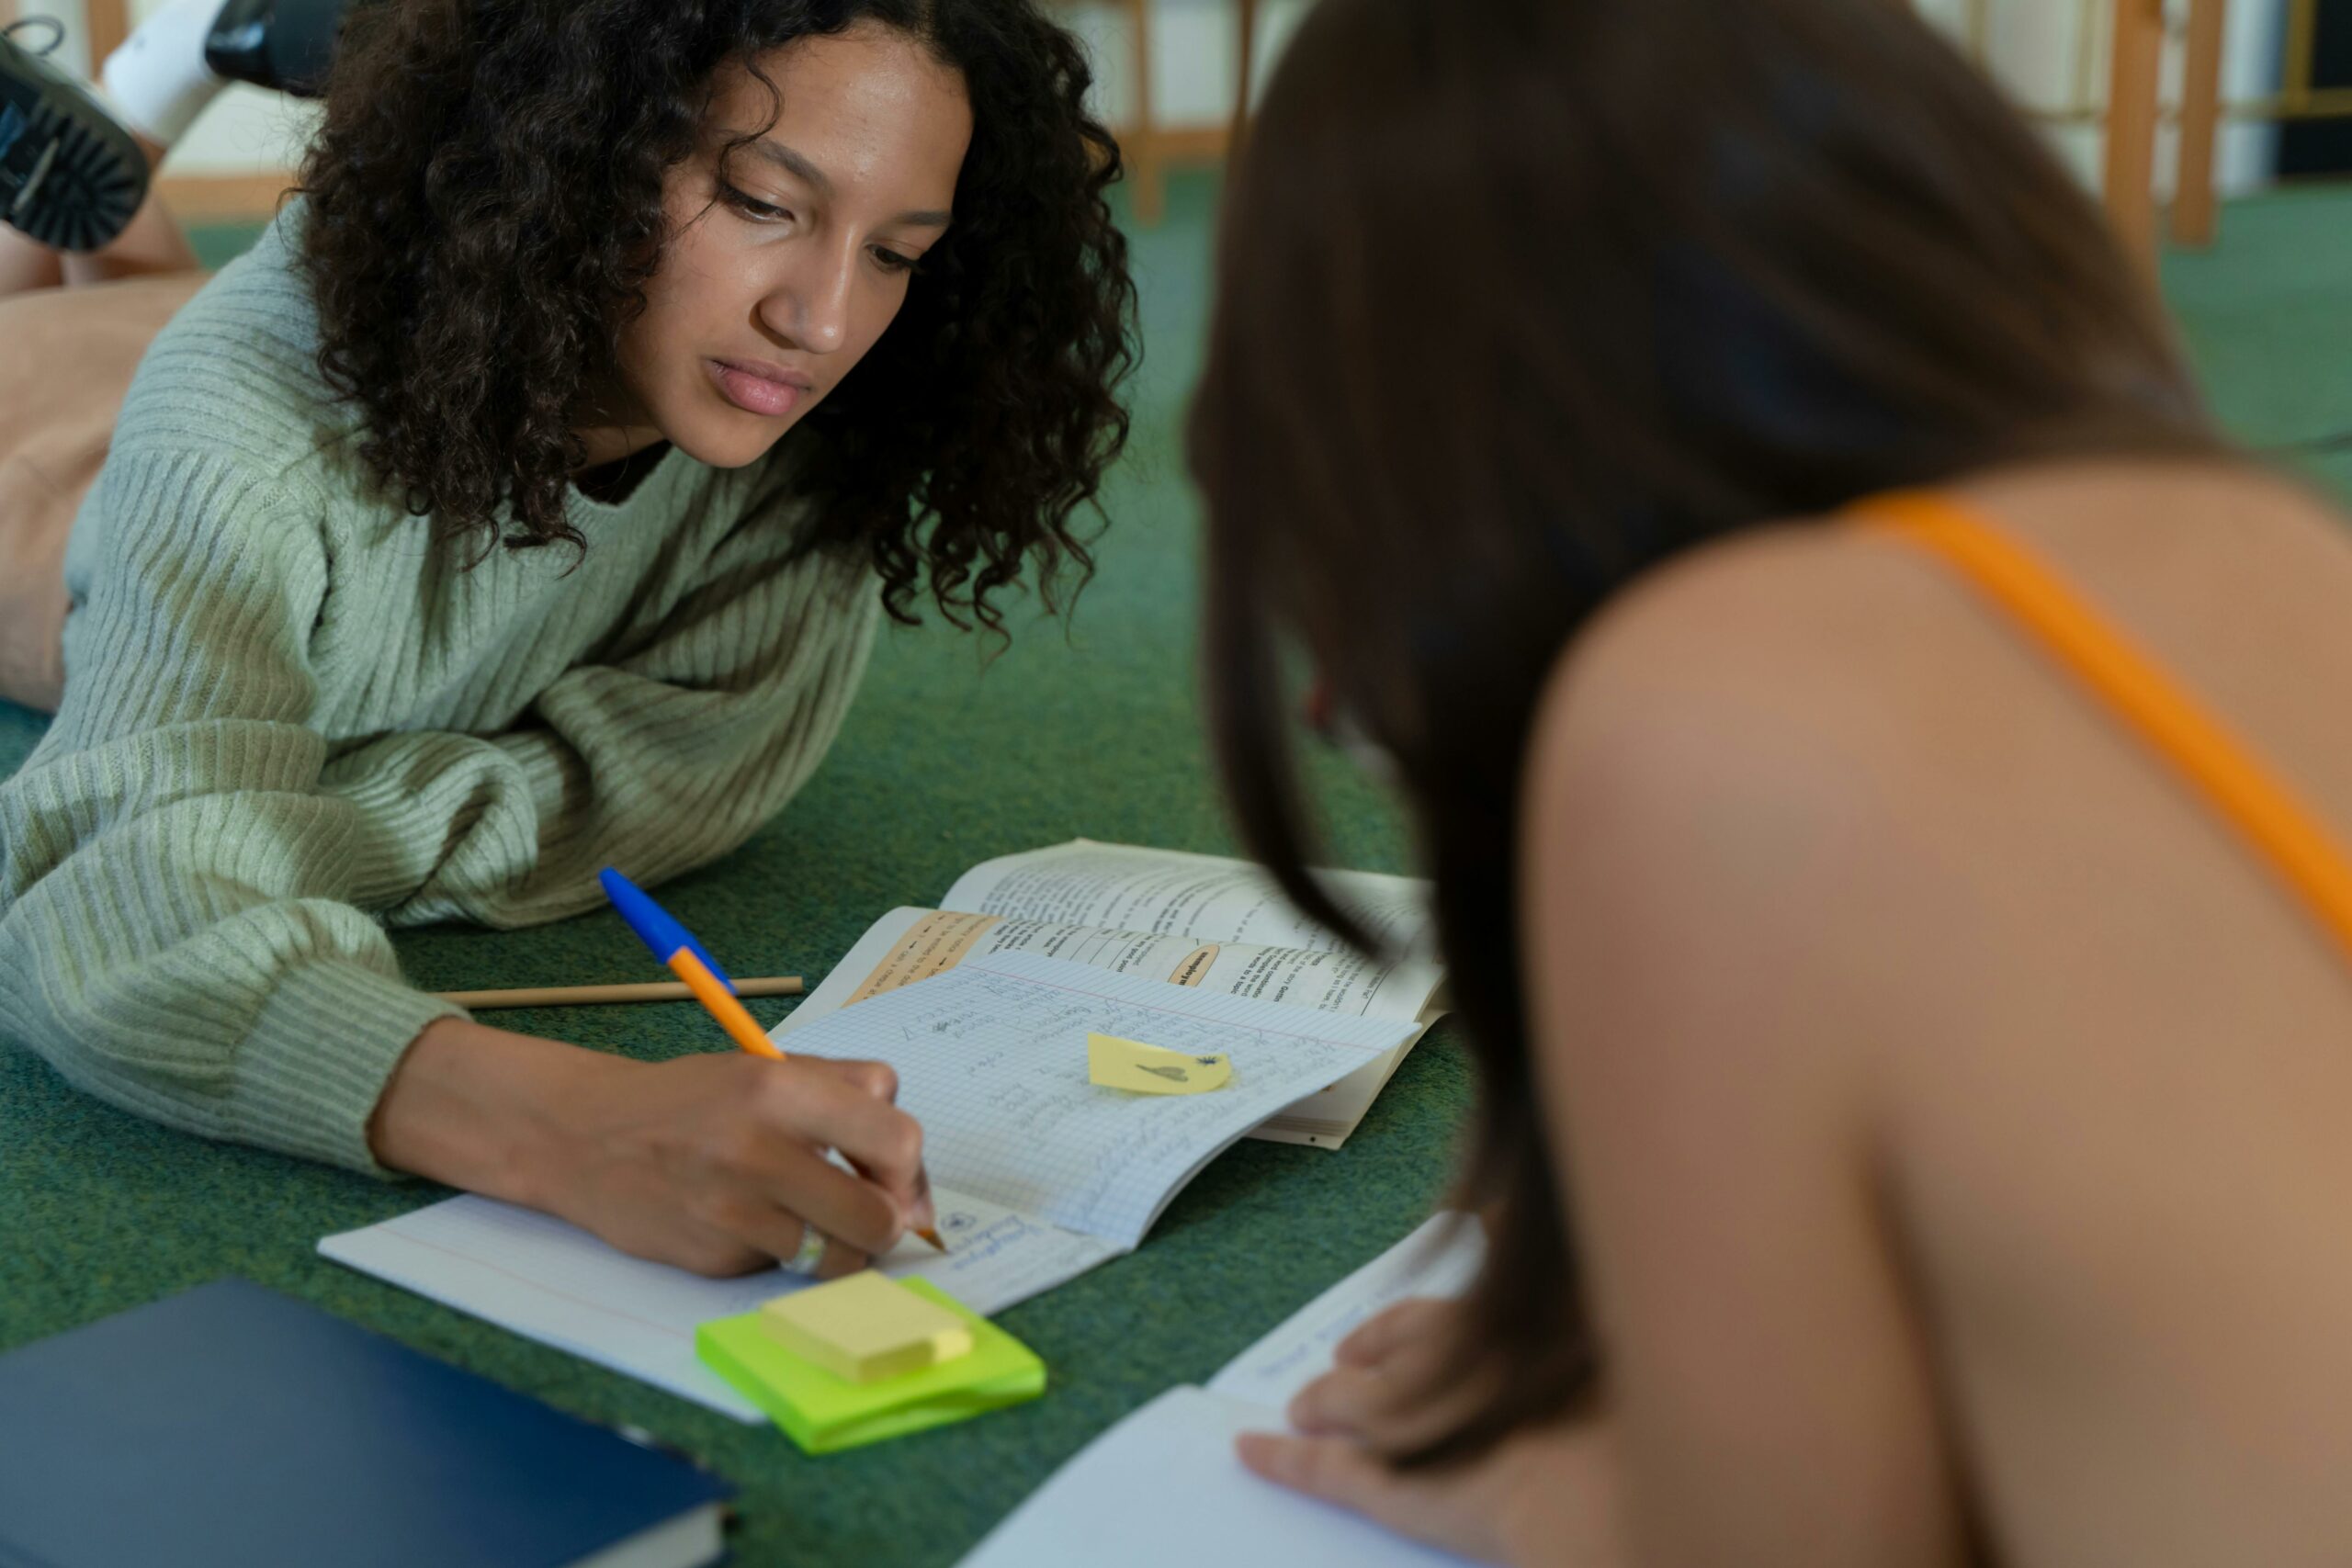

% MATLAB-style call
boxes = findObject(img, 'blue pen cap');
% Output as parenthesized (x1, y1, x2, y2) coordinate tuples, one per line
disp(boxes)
(599, 868, 736, 992)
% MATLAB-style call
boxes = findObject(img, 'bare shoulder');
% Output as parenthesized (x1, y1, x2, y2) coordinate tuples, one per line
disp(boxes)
(1516, 520, 1984, 1089)
(1521, 519, 1959, 906)
(1517, 457, 2352, 1077)
(1524, 457, 2349, 840)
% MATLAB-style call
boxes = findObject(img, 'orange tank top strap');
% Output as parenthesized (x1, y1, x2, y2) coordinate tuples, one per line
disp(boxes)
(1851, 488, 2352, 966)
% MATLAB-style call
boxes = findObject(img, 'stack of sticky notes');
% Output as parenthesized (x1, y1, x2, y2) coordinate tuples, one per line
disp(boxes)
(761, 1269, 975, 1383)
(696, 1273, 1044, 1454)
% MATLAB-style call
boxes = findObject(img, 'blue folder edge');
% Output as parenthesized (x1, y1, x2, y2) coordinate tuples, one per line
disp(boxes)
(0, 1278, 733, 1568)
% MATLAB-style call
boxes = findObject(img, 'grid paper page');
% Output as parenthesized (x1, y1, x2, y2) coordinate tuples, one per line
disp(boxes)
(320, 1186, 1121, 1421)
(778, 951, 1417, 1248)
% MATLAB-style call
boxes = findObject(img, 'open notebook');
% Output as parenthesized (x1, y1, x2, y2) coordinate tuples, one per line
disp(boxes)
(781, 840, 1450, 1146)
(322, 952, 1421, 1419)
(957, 1213, 1489, 1568)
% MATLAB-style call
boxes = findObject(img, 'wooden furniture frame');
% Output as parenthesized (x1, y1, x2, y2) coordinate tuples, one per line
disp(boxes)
(2097, 0, 2226, 257)
(1099, 0, 1261, 225)
(2106, 0, 2169, 269)
(1958, 0, 2352, 262)
(83, 0, 128, 66)
(66, 0, 1269, 227)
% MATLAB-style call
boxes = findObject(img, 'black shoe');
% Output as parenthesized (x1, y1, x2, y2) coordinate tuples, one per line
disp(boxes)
(0, 23, 149, 253)
(204, 0, 349, 99)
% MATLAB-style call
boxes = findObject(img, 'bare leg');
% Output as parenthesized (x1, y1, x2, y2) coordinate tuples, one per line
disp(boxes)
(0, 450, 73, 711)
(0, 265, 203, 713)
(0, 123, 199, 710)
(60, 145, 200, 284)
(0, 226, 66, 297)
(2, 130, 194, 295)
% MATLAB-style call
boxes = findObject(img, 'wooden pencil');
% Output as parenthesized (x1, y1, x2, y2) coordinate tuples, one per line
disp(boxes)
(434, 976, 805, 1010)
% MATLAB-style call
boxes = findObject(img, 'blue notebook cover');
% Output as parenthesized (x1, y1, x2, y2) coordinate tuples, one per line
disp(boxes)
(0, 1278, 732, 1568)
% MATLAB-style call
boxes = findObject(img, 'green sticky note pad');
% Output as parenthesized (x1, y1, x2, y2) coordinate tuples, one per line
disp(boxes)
(695, 1278, 1046, 1454)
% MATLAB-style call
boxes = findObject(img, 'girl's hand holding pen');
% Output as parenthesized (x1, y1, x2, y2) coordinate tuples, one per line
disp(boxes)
(537, 1045, 934, 1279)
(590, 866, 948, 1263)
(370, 1017, 938, 1279)
(369, 870, 942, 1276)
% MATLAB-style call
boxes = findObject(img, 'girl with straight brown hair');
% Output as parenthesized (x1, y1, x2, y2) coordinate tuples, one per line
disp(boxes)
(1193, 0, 2352, 1562)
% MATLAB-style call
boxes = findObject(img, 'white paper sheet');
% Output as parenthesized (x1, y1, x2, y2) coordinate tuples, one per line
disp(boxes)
(942, 840, 1437, 960)
(319, 1187, 1119, 1422)
(956, 1387, 1477, 1568)
(1207, 1213, 1487, 1409)
(955, 1213, 1487, 1567)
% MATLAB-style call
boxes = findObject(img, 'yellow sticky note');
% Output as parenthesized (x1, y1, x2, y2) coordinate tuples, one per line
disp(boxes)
(758, 1269, 976, 1384)
(1087, 1032, 1233, 1095)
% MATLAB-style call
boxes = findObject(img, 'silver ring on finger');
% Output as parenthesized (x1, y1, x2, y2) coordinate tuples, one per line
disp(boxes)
(784, 1222, 830, 1277)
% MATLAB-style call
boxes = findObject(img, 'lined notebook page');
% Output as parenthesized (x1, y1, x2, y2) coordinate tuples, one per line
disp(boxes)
(778, 952, 1417, 1248)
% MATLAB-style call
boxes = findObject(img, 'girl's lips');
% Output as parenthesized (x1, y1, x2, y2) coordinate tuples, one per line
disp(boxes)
(707, 358, 811, 418)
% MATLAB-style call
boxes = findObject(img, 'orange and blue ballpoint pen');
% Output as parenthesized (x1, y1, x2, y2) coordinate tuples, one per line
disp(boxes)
(599, 867, 945, 1253)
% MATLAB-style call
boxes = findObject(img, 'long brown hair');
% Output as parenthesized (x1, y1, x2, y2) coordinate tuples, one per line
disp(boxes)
(1192, 0, 2218, 1461)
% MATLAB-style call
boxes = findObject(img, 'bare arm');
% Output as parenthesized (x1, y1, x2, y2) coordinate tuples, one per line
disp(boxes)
(1241, 539, 1972, 1565)
(371, 1017, 934, 1278)
(1518, 550, 1966, 1566)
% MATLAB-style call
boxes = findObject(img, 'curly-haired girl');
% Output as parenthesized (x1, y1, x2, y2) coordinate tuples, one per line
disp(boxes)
(0, 0, 1134, 1280)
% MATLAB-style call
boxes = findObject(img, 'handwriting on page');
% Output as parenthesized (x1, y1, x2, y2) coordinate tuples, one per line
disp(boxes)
(914, 1206, 1125, 1307)
(776, 952, 1412, 1248)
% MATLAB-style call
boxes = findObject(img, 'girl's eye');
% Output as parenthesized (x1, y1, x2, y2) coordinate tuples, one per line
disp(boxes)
(871, 247, 919, 276)
(721, 185, 793, 224)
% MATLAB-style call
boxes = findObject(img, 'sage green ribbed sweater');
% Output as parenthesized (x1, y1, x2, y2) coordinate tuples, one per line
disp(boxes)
(0, 214, 881, 1176)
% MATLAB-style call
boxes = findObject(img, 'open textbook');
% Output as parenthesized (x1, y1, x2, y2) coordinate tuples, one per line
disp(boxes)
(322, 952, 1421, 1420)
(957, 1213, 1488, 1568)
(780, 840, 1450, 1146)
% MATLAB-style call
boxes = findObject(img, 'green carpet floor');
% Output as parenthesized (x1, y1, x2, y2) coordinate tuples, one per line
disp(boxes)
(4, 175, 2351, 1564)
(2161, 185, 2352, 499)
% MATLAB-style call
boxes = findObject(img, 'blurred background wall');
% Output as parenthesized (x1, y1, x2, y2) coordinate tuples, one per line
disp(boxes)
(1915, 0, 2286, 197)
(0, 0, 2335, 222)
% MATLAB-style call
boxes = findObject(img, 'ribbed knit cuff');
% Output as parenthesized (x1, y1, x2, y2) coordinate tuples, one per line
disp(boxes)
(225, 958, 464, 1178)
(324, 734, 550, 915)
(507, 728, 586, 834)
(331, 775, 438, 912)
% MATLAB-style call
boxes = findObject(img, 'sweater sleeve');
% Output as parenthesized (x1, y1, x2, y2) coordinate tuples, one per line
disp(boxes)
(325, 500, 882, 931)
(0, 451, 461, 1174)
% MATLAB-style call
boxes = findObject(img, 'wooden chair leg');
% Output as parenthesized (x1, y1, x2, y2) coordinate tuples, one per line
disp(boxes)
(83, 0, 131, 72)
(2171, 0, 2228, 246)
(1229, 0, 1260, 157)
(1126, 0, 1164, 225)
(2103, 0, 2165, 274)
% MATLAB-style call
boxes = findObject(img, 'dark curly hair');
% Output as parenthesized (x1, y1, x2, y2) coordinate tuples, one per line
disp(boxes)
(296, 0, 1136, 629)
